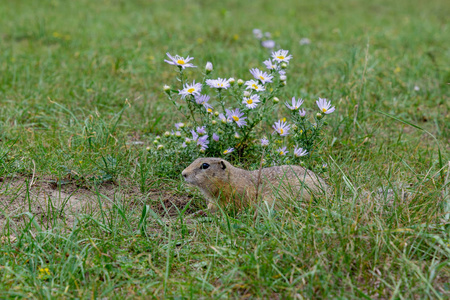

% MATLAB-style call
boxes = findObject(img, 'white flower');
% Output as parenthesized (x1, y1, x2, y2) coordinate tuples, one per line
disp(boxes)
(244, 80, 265, 92)
(293, 147, 308, 157)
(195, 94, 213, 113)
(414, 86, 420, 91)
(206, 78, 230, 89)
(237, 79, 244, 86)
(261, 40, 275, 49)
(242, 94, 261, 109)
(277, 147, 288, 156)
(226, 108, 247, 127)
(249, 68, 273, 84)
(213, 133, 220, 142)
(196, 126, 207, 135)
(163, 85, 171, 92)
(179, 81, 202, 98)
(316, 98, 335, 114)
(174, 122, 185, 129)
(218, 113, 230, 123)
(271, 49, 293, 63)
(272, 119, 291, 136)
(195, 94, 210, 106)
(205, 61, 213, 72)
(243, 91, 251, 97)
(164, 53, 196, 69)
(228, 78, 235, 85)
(253, 29, 263, 39)
(223, 148, 234, 154)
(191, 130, 199, 141)
(263, 59, 279, 70)
(197, 135, 209, 149)
(261, 138, 269, 147)
(299, 109, 306, 117)
(285, 97, 304, 110)
(299, 38, 311, 45)
(280, 75, 287, 81)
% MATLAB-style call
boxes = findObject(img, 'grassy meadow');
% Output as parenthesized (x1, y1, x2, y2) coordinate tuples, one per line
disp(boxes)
(1, 0, 449, 298)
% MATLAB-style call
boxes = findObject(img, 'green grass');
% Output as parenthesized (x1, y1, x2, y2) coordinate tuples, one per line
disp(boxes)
(1, 0, 449, 298)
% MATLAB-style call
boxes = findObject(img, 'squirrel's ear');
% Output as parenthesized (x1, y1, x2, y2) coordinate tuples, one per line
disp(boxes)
(220, 161, 226, 170)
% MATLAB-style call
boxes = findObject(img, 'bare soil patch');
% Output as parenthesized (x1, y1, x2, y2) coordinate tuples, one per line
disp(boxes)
(0, 175, 196, 234)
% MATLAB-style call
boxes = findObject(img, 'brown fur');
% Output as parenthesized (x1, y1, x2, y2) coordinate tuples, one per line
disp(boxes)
(182, 157, 330, 211)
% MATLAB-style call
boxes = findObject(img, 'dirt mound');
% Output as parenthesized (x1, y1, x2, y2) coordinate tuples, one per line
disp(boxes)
(0, 175, 196, 235)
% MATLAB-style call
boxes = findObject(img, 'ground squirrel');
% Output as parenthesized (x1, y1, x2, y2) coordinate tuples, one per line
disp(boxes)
(182, 157, 330, 211)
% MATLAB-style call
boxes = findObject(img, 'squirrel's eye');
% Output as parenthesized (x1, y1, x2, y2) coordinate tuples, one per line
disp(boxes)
(200, 163, 210, 170)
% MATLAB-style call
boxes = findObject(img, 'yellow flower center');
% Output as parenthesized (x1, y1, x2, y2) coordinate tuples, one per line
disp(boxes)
(207, 108, 212, 113)
(177, 59, 186, 65)
(277, 55, 285, 60)
(280, 128, 284, 134)
(259, 75, 265, 80)
(280, 151, 284, 155)
(247, 99, 253, 104)
(232, 116, 239, 122)
(223, 150, 228, 154)
(322, 108, 327, 112)
(282, 118, 286, 122)
(219, 83, 223, 87)
(187, 88, 195, 93)
(252, 84, 258, 89)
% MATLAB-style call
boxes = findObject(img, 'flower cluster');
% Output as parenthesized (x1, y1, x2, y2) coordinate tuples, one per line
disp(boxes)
(156, 46, 336, 171)
(253, 29, 276, 49)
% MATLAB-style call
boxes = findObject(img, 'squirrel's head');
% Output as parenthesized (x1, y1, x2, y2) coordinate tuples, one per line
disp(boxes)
(182, 157, 231, 189)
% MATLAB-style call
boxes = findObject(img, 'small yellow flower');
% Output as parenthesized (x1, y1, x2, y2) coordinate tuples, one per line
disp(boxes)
(38, 267, 51, 280)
